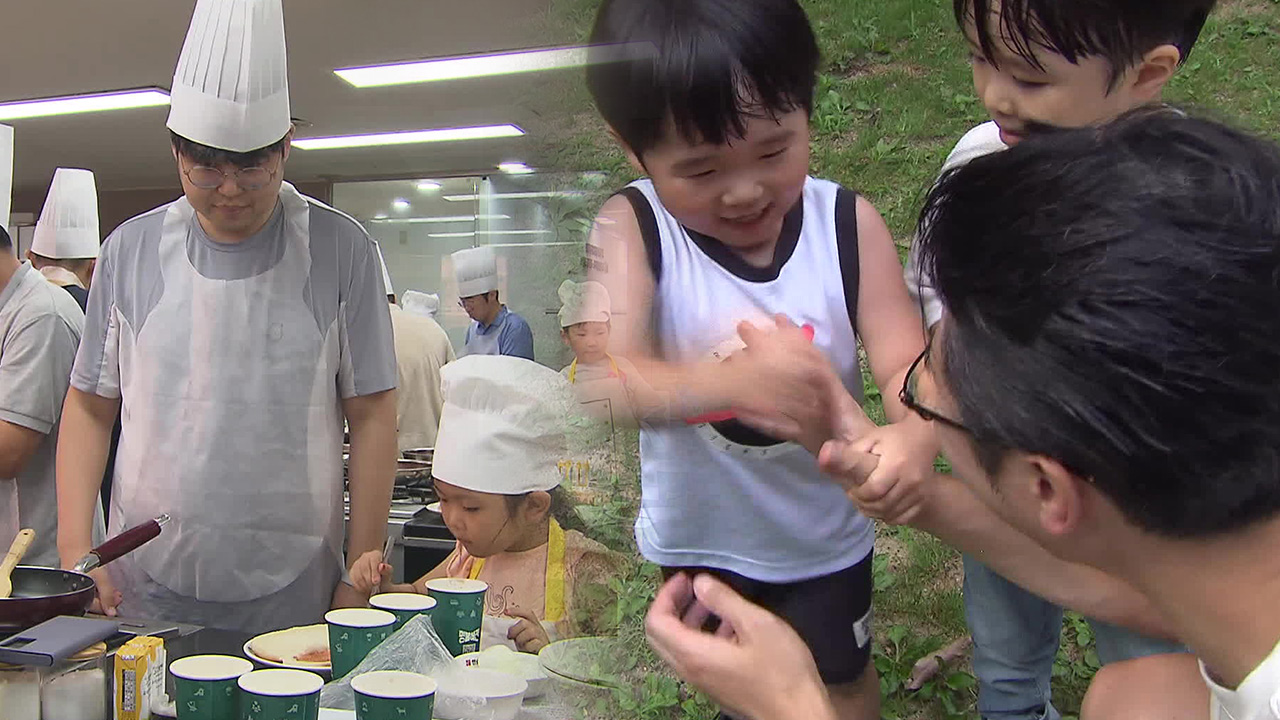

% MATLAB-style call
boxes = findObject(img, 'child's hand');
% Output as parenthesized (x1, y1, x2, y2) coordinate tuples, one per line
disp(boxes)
(349, 551, 393, 596)
(831, 416, 939, 525)
(506, 604, 552, 653)
(445, 541, 475, 579)
(727, 316, 841, 443)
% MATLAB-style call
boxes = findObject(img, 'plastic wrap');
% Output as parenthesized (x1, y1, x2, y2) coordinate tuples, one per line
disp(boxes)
(319, 616, 579, 719)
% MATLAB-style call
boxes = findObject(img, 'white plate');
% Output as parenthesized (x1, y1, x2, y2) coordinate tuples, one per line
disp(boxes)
(427, 501, 441, 513)
(243, 624, 331, 673)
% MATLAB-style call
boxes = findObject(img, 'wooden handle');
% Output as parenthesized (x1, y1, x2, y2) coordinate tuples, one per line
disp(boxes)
(0, 529, 35, 574)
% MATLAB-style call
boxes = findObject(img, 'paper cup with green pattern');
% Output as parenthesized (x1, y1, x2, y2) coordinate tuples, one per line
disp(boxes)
(425, 578, 488, 656)
(237, 668, 323, 720)
(351, 670, 437, 720)
(170, 654, 253, 720)
(369, 593, 437, 631)
(325, 608, 397, 679)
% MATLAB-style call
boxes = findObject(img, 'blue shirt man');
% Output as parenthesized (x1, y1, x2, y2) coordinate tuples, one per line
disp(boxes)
(453, 246, 535, 360)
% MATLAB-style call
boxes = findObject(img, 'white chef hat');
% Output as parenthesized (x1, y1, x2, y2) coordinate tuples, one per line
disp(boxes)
(373, 241, 393, 296)
(167, 0, 292, 153)
(558, 279, 611, 328)
(433, 356, 572, 494)
(452, 246, 499, 298)
(0, 125, 11, 240)
(31, 169, 99, 260)
(402, 291, 440, 318)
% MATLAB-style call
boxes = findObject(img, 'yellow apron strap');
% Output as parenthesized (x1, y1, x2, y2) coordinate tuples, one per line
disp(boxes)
(567, 358, 579, 384)
(465, 518, 566, 623)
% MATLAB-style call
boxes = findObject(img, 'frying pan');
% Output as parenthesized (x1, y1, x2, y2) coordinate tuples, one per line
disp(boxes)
(0, 515, 169, 633)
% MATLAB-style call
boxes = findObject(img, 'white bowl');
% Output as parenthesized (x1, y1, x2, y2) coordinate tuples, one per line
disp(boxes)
(456, 645, 548, 698)
(433, 666, 528, 720)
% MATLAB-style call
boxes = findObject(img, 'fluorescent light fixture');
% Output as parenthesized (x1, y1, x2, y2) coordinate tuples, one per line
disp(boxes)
(499, 161, 533, 175)
(367, 214, 510, 224)
(293, 124, 524, 150)
(427, 232, 477, 239)
(428, 229, 554, 239)
(416, 180, 442, 191)
(392, 198, 411, 211)
(335, 43, 653, 88)
(444, 190, 585, 202)
(0, 87, 169, 121)
(373, 213, 389, 220)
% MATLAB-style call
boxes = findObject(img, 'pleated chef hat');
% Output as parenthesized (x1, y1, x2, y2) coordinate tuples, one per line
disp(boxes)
(432, 356, 572, 494)
(167, 0, 292, 152)
(558, 279, 611, 327)
(402, 291, 440, 318)
(452, 246, 499, 298)
(373, 241, 393, 296)
(0, 125, 11, 239)
(31, 169, 99, 259)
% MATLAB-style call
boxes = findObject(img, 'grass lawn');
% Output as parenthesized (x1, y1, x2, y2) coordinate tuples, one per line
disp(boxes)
(539, 1, 1280, 718)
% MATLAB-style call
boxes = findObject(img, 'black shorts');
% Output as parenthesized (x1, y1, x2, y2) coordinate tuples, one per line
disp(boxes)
(661, 554, 874, 685)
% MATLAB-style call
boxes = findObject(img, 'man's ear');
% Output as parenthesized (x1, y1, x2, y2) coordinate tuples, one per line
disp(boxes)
(1128, 43, 1182, 101)
(281, 125, 295, 163)
(1026, 455, 1088, 537)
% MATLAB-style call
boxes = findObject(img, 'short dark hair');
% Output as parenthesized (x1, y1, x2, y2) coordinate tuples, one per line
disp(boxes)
(918, 108, 1280, 538)
(0, 225, 11, 250)
(170, 130, 290, 169)
(957, 0, 1216, 86)
(586, 0, 819, 159)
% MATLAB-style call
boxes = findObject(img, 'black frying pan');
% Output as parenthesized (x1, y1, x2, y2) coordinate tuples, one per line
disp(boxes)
(0, 515, 168, 633)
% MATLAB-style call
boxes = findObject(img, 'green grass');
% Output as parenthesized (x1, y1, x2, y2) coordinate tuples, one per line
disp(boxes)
(545, 0, 1280, 718)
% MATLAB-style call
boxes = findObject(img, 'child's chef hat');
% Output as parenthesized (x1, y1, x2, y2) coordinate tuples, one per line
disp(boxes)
(558, 279, 611, 328)
(452, 246, 499, 298)
(433, 356, 573, 494)
(402, 291, 440, 318)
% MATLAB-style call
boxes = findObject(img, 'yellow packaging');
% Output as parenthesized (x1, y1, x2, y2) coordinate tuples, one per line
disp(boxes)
(114, 637, 156, 720)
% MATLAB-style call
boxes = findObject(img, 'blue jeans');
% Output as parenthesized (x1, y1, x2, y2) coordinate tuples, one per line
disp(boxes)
(963, 554, 1185, 720)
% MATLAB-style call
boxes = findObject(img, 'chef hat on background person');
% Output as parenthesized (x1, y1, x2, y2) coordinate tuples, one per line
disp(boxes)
(167, 0, 291, 152)
(433, 356, 574, 494)
(402, 291, 440, 318)
(0, 125, 11, 241)
(452, 246, 499, 298)
(558, 279, 611, 328)
(373, 241, 394, 297)
(31, 169, 100, 259)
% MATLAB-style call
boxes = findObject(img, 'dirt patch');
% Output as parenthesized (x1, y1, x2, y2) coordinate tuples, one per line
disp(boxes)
(875, 528, 912, 574)
(1215, 0, 1277, 18)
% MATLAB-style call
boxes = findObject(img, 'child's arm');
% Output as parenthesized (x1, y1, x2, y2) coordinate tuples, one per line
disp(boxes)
(588, 195, 839, 437)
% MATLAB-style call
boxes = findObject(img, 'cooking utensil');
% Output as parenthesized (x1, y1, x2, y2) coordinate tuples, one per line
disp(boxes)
(0, 528, 36, 599)
(0, 515, 169, 632)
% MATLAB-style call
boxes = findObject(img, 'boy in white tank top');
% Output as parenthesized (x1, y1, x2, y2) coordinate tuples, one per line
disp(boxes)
(584, 1, 941, 717)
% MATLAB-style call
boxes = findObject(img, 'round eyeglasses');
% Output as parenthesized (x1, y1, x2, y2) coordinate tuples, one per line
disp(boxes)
(182, 164, 278, 191)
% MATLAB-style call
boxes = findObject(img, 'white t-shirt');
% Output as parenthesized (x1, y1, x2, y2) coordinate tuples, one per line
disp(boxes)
(905, 121, 1007, 326)
(1204, 638, 1280, 720)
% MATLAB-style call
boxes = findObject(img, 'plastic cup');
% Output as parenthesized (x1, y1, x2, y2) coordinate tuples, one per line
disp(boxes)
(351, 670, 437, 720)
(236, 668, 323, 720)
(170, 655, 253, 720)
(325, 608, 397, 679)
(369, 593, 437, 631)
(425, 578, 488, 656)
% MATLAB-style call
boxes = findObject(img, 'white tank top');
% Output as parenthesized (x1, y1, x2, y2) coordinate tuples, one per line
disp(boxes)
(624, 177, 874, 582)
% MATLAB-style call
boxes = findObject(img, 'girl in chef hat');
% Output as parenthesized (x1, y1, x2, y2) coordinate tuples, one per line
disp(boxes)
(558, 279, 659, 425)
(351, 355, 618, 653)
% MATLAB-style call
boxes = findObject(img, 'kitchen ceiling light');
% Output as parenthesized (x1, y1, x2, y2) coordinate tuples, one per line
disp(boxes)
(498, 162, 534, 175)
(367, 214, 511, 224)
(416, 180, 442, 191)
(292, 124, 524, 150)
(334, 43, 651, 88)
(392, 198, 411, 211)
(428, 229, 553, 238)
(443, 190, 585, 202)
(0, 88, 169, 121)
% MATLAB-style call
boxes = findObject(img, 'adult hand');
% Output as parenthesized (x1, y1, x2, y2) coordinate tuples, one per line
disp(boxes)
(506, 604, 551, 654)
(445, 541, 475, 579)
(645, 573, 836, 720)
(87, 568, 122, 616)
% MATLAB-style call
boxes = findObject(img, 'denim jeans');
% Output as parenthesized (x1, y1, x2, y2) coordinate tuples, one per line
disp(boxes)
(963, 554, 1185, 720)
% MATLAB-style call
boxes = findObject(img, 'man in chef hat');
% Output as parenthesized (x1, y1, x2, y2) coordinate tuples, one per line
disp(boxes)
(453, 246, 535, 360)
(352, 355, 619, 652)
(27, 168, 100, 312)
(0, 127, 106, 569)
(56, 0, 398, 633)
(402, 290, 441, 319)
(376, 244, 455, 451)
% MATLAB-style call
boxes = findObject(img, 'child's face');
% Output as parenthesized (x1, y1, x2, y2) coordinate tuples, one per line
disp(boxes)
(631, 108, 810, 255)
(434, 480, 543, 558)
(964, 14, 1167, 145)
(563, 322, 610, 365)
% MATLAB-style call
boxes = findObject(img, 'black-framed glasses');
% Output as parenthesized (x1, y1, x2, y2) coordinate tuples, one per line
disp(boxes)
(899, 345, 972, 434)
(182, 162, 278, 191)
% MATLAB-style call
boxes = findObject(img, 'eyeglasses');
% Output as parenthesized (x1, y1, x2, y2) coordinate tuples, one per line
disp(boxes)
(458, 294, 489, 308)
(181, 162, 279, 191)
(899, 344, 972, 434)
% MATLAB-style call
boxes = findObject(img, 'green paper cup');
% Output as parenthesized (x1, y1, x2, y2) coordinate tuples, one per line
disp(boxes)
(425, 578, 488, 656)
(325, 608, 397, 679)
(237, 669, 323, 720)
(170, 654, 254, 720)
(351, 670, 437, 720)
(369, 593, 437, 631)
